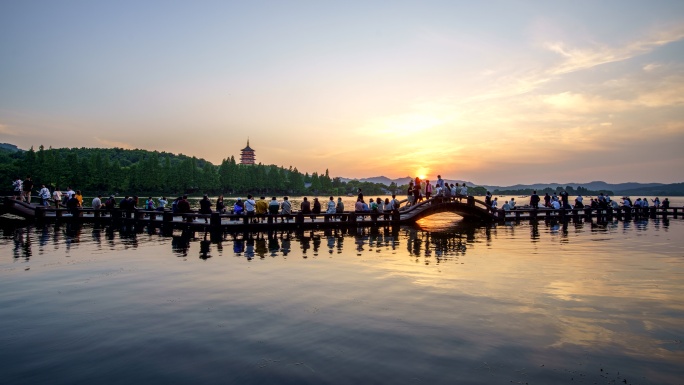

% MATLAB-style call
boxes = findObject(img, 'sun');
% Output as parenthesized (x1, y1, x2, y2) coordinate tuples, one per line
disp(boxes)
(416, 167, 430, 180)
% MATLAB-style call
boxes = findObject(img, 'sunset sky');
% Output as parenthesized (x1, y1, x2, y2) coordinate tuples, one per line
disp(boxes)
(1, 1, 683, 186)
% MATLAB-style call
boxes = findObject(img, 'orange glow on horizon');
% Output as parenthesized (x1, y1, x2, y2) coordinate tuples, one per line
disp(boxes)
(416, 167, 430, 181)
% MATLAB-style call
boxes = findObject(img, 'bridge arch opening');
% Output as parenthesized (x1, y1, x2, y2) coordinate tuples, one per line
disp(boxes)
(414, 212, 465, 231)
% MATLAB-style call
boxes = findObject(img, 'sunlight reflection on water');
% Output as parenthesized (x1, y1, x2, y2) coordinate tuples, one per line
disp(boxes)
(1, 216, 683, 384)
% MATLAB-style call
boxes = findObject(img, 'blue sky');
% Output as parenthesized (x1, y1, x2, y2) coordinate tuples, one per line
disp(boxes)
(1, 1, 683, 185)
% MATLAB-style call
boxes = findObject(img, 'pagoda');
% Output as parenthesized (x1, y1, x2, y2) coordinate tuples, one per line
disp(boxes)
(240, 139, 256, 165)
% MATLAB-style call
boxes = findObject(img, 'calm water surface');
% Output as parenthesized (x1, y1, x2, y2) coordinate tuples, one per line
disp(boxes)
(1, 214, 683, 384)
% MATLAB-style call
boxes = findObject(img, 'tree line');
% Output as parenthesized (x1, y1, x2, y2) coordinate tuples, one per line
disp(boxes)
(1, 145, 394, 197)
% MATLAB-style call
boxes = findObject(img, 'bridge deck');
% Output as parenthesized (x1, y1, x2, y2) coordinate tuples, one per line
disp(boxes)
(2, 196, 682, 233)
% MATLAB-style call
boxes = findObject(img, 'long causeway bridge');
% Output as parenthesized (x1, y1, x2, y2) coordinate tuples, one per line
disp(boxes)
(1, 196, 682, 233)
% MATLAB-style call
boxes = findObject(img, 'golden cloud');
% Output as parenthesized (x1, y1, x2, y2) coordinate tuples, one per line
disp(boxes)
(545, 25, 684, 76)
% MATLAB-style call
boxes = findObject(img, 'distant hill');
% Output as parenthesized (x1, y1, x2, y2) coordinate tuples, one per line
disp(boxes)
(341, 176, 472, 186)
(618, 182, 684, 196)
(0, 143, 22, 153)
(481, 181, 684, 196)
(340, 176, 396, 185)
(342, 177, 683, 196)
(481, 181, 666, 192)
(570, 181, 666, 192)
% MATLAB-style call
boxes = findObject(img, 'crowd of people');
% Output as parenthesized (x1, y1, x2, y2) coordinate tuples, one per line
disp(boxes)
(486, 190, 672, 212)
(9, 175, 674, 219)
(404, 175, 469, 207)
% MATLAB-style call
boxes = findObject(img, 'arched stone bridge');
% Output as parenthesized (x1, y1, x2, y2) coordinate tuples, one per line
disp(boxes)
(397, 196, 494, 223)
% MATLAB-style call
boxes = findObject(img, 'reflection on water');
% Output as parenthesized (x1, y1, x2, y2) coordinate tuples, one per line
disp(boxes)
(1, 215, 683, 385)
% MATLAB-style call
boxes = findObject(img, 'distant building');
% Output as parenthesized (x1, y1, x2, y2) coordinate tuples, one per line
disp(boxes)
(240, 140, 256, 165)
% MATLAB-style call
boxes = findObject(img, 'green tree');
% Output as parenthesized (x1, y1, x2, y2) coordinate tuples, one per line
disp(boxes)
(309, 172, 322, 193)
(320, 169, 332, 192)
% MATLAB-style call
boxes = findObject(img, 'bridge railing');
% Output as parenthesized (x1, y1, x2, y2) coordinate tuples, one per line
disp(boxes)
(492, 205, 684, 221)
(399, 195, 491, 214)
(28, 205, 405, 226)
(6, 196, 683, 224)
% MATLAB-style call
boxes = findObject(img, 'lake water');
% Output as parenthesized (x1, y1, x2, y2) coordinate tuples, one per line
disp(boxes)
(1, 211, 683, 384)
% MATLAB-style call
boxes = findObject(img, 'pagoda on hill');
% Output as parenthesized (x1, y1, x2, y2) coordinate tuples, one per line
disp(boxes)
(240, 139, 256, 165)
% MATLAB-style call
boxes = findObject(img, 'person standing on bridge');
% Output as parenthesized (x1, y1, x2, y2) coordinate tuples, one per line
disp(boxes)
(199, 195, 212, 223)
(38, 185, 51, 206)
(437, 175, 445, 190)
(75, 190, 83, 207)
(171, 197, 180, 213)
(22, 176, 33, 203)
(12, 177, 22, 201)
(104, 195, 116, 215)
(159, 197, 168, 211)
(64, 187, 75, 206)
(459, 183, 468, 202)
(560, 190, 571, 209)
(391, 194, 400, 211)
(407, 181, 414, 207)
(425, 180, 432, 200)
(66, 193, 80, 217)
(146, 197, 156, 210)
(52, 187, 62, 208)
(530, 191, 540, 209)
(92, 194, 102, 210)
(485, 191, 492, 207)
(413, 177, 421, 204)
